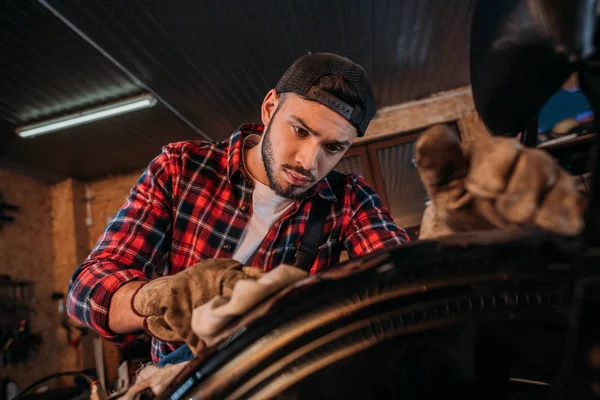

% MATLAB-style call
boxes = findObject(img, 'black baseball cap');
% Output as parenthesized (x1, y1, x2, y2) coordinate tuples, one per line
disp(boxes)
(275, 53, 376, 137)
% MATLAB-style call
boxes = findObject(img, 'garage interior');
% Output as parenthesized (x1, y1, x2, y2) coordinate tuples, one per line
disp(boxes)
(0, 1, 596, 398)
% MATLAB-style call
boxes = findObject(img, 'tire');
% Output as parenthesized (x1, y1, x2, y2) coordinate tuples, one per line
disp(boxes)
(159, 231, 577, 400)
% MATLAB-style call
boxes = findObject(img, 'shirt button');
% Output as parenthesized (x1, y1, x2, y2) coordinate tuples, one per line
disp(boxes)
(223, 243, 231, 251)
(241, 204, 249, 212)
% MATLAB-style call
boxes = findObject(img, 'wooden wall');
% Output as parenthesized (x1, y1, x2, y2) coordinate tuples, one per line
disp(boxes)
(50, 180, 97, 380)
(86, 170, 144, 243)
(358, 85, 490, 144)
(0, 171, 80, 390)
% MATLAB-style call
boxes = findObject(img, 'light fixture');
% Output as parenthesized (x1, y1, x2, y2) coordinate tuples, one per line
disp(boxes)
(15, 93, 157, 139)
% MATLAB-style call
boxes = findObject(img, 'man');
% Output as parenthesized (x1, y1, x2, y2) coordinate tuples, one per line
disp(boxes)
(67, 53, 410, 364)
(67, 52, 585, 365)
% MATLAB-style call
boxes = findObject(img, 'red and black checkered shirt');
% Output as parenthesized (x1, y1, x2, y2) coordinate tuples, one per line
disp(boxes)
(67, 123, 409, 363)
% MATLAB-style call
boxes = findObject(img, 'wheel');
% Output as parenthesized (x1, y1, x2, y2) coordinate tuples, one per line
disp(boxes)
(159, 231, 578, 400)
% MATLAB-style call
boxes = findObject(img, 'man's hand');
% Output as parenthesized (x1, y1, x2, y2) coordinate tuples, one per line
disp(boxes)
(415, 124, 586, 239)
(131, 258, 264, 353)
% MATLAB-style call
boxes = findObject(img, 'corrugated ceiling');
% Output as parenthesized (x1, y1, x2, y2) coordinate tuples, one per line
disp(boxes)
(0, 0, 474, 182)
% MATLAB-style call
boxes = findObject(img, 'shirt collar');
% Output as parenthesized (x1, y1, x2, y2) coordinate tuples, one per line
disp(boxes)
(226, 123, 264, 183)
(226, 123, 339, 203)
(312, 176, 338, 202)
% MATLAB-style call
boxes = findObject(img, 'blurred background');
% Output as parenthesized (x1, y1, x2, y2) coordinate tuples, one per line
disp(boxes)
(0, 1, 594, 398)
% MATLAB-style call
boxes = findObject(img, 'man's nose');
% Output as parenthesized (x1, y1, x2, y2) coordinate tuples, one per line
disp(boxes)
(295, 141, 320, 173)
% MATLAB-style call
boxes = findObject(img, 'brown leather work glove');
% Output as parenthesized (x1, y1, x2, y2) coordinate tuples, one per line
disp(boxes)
(415, 124, 587, 239)
(132, 258, 264, 354)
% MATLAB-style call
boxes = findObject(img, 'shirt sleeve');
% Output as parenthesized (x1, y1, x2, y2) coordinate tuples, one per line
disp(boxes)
(343, 176, 410, 258)
(66, 144, 176, 344)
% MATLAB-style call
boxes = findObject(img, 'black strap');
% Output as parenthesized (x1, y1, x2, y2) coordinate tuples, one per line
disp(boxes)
(294, 195, 330, 270)
(293, 171, 343, 271)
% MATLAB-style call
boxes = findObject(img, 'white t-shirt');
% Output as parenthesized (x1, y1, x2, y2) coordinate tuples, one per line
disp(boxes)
(232, 137, 294, 264)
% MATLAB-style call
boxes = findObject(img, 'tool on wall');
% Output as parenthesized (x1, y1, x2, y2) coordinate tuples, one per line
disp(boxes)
(0, 275, 41, 367)
(51, 292, 88, 357)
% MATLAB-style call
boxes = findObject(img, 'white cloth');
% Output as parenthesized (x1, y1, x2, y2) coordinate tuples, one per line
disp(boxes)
(191, 264, 308, 350)
(232, 136, 294, 264)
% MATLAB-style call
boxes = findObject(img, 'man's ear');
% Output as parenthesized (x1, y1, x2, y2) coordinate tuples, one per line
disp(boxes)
(261, 89, 280, 126)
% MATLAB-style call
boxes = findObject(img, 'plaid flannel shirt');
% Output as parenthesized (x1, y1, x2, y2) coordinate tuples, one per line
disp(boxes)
(67, 123, 409, 363)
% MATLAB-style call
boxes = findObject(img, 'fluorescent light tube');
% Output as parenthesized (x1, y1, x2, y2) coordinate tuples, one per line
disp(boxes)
(16, 94, 157, 139)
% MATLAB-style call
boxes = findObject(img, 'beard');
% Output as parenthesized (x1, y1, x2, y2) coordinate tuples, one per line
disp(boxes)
(261, 122, 315, 201)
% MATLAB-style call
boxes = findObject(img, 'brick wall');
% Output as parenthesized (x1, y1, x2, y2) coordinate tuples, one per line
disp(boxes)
(0, 171, 96, 389)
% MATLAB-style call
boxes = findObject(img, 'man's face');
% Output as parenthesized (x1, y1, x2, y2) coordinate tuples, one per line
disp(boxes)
(260, 90, 358, 199)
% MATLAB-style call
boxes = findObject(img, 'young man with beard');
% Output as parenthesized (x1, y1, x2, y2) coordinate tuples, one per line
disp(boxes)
(67, 53, 410, 364)
(67, 52, 586, 365)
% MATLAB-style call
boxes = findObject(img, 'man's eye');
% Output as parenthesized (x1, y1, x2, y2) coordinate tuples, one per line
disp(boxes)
(326, 144, 343, 154)
(294, 126, 309, 137)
